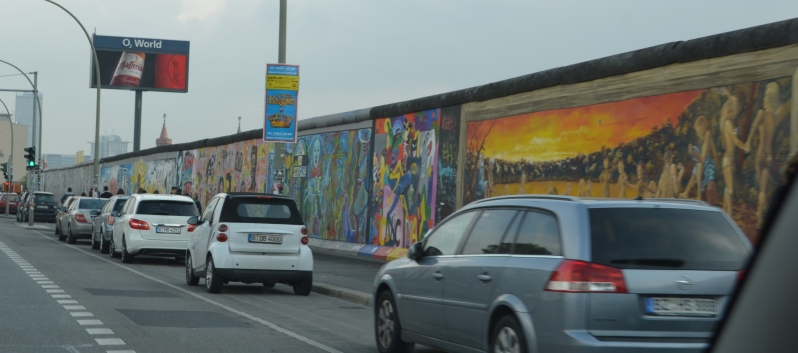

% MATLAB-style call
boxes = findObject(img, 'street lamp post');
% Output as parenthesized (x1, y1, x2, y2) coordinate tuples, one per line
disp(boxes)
(42, 0, 102, 194)
(0, 98, 12, 216)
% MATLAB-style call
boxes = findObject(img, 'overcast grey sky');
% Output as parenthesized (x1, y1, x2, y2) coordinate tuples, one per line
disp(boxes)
(2, 0, 797, 155)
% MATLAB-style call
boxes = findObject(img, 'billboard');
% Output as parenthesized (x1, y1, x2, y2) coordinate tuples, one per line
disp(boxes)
(90, 35, 190, 93)
(263, 64, 299, 143)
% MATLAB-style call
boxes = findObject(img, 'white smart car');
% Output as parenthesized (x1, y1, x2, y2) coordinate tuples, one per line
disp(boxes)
(110, 194, 200, 263)
(184, 193, 313, 295)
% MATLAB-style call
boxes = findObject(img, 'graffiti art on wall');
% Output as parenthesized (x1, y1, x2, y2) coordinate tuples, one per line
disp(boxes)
(465, 78, 793, 244)
(130, 159, 177, 195)
(100, 164, 132, 195)
(436, 105, 461, 221)
(371, 109, 439, 248)
(285, 129, 372, 243)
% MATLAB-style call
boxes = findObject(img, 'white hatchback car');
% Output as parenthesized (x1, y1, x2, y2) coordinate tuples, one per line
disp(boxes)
(184, 193, 313, 295)
(111, 194, 200, 263)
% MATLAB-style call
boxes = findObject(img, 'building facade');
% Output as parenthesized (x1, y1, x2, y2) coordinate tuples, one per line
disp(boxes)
(88, 135, 130, 159)
(0, 120, 29, 183)
(14, 92, 42, 148)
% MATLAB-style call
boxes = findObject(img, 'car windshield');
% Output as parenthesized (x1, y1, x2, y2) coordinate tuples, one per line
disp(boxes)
(219, 197, 303, 225)
(136, 200, 199, 216)
(78, 199, 107, 210)
(589, 208, 750, 271)
(3, 194, 20, 202)
(34, 194, 55, 203)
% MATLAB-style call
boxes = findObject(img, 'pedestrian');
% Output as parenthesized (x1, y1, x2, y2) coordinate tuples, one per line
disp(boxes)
(117, 188, 125, 195)
(170, 186, 179, 195)
(100, 186, 114, 198)
(154, 190, 160, 194)
(61, 187, 74, 204)
(88, 189, 94, 197)
(80, 192, 87, 196)
(191, 192, 202, 212)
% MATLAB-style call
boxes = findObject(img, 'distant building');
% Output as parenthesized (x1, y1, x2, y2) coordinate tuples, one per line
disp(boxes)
(0, 119, 28, 183)
(15, 92, 43, 147)
(156, 114, 172, 147)
(88, 135, 130, 159)
(43, 154, 84, 169)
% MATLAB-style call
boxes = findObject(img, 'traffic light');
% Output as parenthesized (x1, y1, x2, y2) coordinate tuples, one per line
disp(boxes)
(1, 162, 8, 180)
(24, 147, 35, 170)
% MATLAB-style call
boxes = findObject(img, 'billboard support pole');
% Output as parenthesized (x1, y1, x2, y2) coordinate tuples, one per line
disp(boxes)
(279, 0, 287, 64)
(271, 0, 288, 195)
(43, 0, 102, 194)
(134, 90, 142, 152)
(31, 72, 38, 191)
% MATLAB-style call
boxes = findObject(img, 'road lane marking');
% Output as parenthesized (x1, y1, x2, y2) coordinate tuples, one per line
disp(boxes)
(42, 285, 60, 288)
(95, 338, 125, 346)
(70, 312, 94, 317)
(64, 305, 86, 310)
(87, 328, 114, 335)
(106, 350, 136, 353)
(58, 300, 79, 304)
(38, 281, 55, 284)
(52, 294, 72, 298)
(78, 319, 103, 325)
(32, 230, 344, 353)
(46, 289, 65, 293)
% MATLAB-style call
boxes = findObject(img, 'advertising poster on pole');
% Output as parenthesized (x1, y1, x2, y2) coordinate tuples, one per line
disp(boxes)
(264, 64, 299, 143)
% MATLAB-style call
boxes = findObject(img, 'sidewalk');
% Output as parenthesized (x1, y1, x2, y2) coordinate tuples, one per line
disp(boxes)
(310, 251, 383, 307)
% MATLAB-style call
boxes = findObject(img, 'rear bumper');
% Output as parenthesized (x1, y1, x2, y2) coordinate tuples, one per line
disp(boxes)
(71, 222, 94, 236)
(538, 330, 709, 353)
(214, 268, 312, 283)
(126, 233, 189, 255)
(33, 210, 57, 221)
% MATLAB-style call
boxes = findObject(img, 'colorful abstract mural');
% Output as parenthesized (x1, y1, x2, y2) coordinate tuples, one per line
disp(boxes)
(130, 159, 177, 195)
(371, 109, 440, 248)
(100, 164, 133, 195)
(436, 105, 461, 221)
(284, 129, 372, 243)
(465, 78, 793, 244)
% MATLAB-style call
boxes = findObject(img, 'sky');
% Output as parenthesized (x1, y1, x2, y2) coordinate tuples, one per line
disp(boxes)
(1, 0, 797, 156)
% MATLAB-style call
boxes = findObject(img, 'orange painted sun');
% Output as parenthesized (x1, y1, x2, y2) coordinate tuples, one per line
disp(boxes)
(468, 90, 702, 162)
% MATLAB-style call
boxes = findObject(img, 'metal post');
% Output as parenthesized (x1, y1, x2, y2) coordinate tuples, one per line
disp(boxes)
(274, 0, 287, 194)
(27, 168, 33, 226)
(279, 0, 287, 64)
(31, 72, 38, 192)
(133, 90, 142, 152)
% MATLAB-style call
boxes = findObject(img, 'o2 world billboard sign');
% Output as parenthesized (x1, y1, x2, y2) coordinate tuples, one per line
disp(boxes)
(263, 64, 299, 143)
(90, 35, 190, 93)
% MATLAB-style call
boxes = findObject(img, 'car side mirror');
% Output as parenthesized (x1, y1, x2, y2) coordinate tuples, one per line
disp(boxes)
(90, 210, 99, 216)
(407, 242, 424, 261)
(187, 216, 199, 225)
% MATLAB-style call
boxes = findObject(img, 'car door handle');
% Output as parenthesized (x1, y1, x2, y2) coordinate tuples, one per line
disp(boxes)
(477, 274, 492, 282)
(432, 272, 444, 280)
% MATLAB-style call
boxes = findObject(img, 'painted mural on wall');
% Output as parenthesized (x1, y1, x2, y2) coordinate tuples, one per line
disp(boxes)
(464, 78, 793, 244)
(130, 159, 177, 195)
(42, 164, 93, 202)
(100, 164, 132, 195)
(284, 129, 372, 243)
(371, 109, 439, 248)
(436, 105, 461, 221)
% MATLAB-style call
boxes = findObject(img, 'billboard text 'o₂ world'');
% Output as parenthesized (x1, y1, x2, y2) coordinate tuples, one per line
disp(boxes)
(90, 35, 190, 93)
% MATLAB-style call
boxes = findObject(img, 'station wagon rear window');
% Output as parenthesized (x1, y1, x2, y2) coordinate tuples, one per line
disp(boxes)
(220, 197, 303, 225)
(589, 208, 749, 271)
(136, 201, 199, 216)
(34, 194, 55, 203)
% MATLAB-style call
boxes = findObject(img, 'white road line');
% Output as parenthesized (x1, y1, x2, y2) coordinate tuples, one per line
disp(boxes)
(52, 294, 72, 299)
(32, 230, 344, 353)
(34, 277, 50, 281)
(87, 328, 114, 335)
(46, 289, 65, 293)
(95, 338, 125, 346)
(78, 319, 103, 325)
(37, 281, 55, 284)
(63, 305, 86, 310)
(106, 350, 136, 353)
(41, 285, 60, 289)
(70, 312, 94, 317)
(58, 300, 79, 304)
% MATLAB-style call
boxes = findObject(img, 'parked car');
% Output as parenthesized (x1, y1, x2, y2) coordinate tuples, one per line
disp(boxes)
(54, 196, 77, 234)
(185, 193, 312, 295)
(0, 193, 20, 214)
(56, 197, 108, 244)
(372, 195, 752, 353)
(91, 195, 129, 253)
(111, 194, 199, 263)
(17, 192, 58, 223)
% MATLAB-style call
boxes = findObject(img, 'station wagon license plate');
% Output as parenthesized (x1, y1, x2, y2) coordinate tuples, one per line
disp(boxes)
(249, 234, 283, 244)
(645, 297, 717, 317)
(155, 226, 181, 234)
(37, 205, 48, 209)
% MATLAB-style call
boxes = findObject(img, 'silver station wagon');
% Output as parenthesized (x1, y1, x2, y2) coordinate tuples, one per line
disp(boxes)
(372, 195, 752, 353)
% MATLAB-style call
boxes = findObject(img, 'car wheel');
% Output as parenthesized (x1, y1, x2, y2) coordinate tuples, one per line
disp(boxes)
(491, 314, 527, 353)
(57, 223, 66, 241)
(100, 231, 110, 254)
(293, 275, 313, 296)
(91, 233, 100, 250)
(375, 290, 414, 353)
(54, 223, 60, 235)
(67, 225, 77, 244)
(121, 237, 134, 263)
(110, 236, 121, 258)
(205, 256, 224, 294)
(262, 282, 276, 288)
(185, 254, 200, 286)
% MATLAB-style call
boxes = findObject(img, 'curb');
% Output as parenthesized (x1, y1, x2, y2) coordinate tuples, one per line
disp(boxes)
(312, 282, 373, 307)
(307, 238, 411, 263)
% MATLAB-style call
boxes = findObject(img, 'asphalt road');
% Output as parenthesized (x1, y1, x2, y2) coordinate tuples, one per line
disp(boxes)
(0, 217, 444, 353)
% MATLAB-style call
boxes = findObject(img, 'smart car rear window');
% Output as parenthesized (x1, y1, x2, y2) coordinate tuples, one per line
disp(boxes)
(136, 201, 199, 216)
(219, 197, 303, 225)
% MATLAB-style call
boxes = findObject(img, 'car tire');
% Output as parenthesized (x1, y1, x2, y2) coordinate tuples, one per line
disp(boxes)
(67, 225, 77, 244)
(99, 231, 110, 254)
(185, 254, 200, 286)
(262, 282, 276, 288)
(375, 290, 414, 353)
(91, 234, 100, 250)
(57, 223, 66, 241)
(121, 237, 134, 264)
(54, 223, 60, 235)
(205, 256, 224, 294)
(110, 236, 121, 258)
(293, 275, 313, 296)
(491, 314, 527, 353)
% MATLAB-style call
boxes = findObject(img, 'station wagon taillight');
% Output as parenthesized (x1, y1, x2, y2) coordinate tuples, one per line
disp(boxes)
(216, 233, 228, 242)
(108, 215, 115, 225)
(129, 218, 150, 230)
(187, 224, 198, 232)
(75, 214, 87, 223)
(545, 260, 627, 293)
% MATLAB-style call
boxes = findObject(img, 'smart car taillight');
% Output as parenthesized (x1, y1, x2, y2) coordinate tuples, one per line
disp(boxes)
(187, 224, 198, 232)
(300, 227, 308, 235)
(301, 236, 309, 245)
(108, 215, 115, 225)
(75, 214, 87, 223)
(129, 218, 150, 230)
(216, 233, 228, 242)
(218, 224, 228, 232)
(545, 260, 627, 293)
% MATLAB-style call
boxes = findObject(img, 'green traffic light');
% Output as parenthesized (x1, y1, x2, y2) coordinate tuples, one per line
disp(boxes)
(28, 160, 35, 167)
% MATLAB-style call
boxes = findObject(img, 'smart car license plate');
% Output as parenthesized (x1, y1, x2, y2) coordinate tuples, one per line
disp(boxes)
(248, 234, 283, 244)
(645, 297, 717, 317)
(156, 226, 181, 234)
